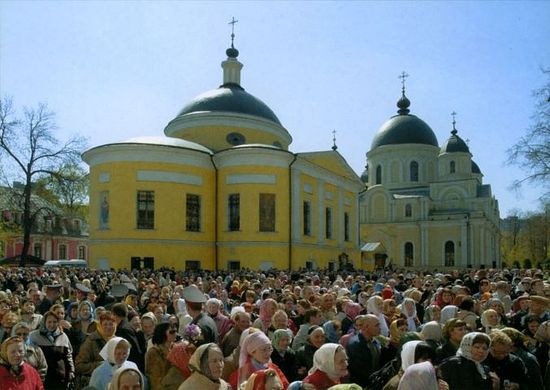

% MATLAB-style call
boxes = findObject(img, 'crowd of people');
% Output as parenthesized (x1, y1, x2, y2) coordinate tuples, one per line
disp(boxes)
(1, 265, 550, 390)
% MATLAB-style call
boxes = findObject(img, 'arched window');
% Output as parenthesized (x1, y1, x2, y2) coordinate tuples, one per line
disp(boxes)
(445, 241, 455, 267)
(376, 165, 382, 184)
(405, 204, 412, 217)
(410, 161, 419, 181)
(450, 161, 456, 174)
(404, 242, 414, 267)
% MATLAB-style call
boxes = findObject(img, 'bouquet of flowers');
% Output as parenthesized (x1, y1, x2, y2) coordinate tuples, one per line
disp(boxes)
(182, 323, 203, 346)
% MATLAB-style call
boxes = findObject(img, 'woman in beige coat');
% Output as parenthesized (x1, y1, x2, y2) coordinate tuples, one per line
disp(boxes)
(179, 343, 230, 390)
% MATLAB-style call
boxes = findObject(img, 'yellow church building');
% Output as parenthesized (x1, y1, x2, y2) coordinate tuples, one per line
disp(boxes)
(359, 87, 501, 270)
(83, 42, 365, 271)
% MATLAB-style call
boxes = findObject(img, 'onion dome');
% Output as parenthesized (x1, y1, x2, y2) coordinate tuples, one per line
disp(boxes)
(441, 114, 470, 153)
(361, 163, 369, 183)
(371, 92, 438, 150)
(471, 160, 481, 174)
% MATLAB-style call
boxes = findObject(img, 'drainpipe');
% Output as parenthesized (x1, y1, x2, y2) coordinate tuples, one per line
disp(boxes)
(211, 154, 219, 271)
(289, 154, 298, 271)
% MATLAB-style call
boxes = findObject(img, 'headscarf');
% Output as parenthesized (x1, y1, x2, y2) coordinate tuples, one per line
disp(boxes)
(390, 319, 405, 345)
(367, 296, 389, 337)
(323, 321, 340, 344)
(397, 361, 438, 390)
(108, 366, 144, 390)
(66, 302, 79, 321)
(259, 299, 277, 331)
(400, 340, 422, 371)
(272, 329, 292, 353)
(0, 336, 24, 366)
(239, 331, 272, 386)
(100, 336, 131, 366)
(308, 343, 344, 380)
(244, 369, 279, 390)
(420, 321, 442, 342)
(480, 309, 500, 332)
(534, 320, 550, 343)
(423, 305, 440, 323)
(167, 341, 194, 379)
(439, 305, 458, 325)
(400, 298, 417, 331)
(10, 322, 31, 339)
(189, 342, 219, 378)
(97, 315, 117, 341)
(344, 302, 362, 321)
(78, 300, 95, 321)
(39, 312, 62, 343)
(456, 332, 490, 380)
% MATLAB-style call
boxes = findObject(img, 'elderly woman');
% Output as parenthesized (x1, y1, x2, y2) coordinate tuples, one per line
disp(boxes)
(0, 336, 43, 390)
(396, 361, 441, 390)
(75, 310, 117, 383)
(439, 332, 499, 389)
(89, 337, 137, 390)
(109, 366, 145, 390)
(341, 302, 362, 335)
(302, 343, 349, 390)
(435, 319, 467, 364)
(254, 298, 279, 334)
(500, 327, 544, 389)
(423, 305, 441, 324)
(231, 330, 288, 390)
(206, 298, 232, 341)
(145, 322, 177, 390)
(439, 305, 458, 327)
(295, 325, 326, 380)
(420, 321, 443, 351)
(479, 309, 502, 333)
(399, 298, 420, 332)
(179, 343, 230, 390)
(271, 328, 296, 382)
(367, 295, 390, 336)
(11, 322, 48, 382)
(29, 310, 74, 389)
(67, 300, 95, 358)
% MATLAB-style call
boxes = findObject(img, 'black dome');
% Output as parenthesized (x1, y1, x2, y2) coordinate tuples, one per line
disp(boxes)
(371, 114, 438, 150)
(441, 130, 470, 153)
(360, 166, 369, 183)
(472, 160, 481, 174)
(176, 84, 281, 125)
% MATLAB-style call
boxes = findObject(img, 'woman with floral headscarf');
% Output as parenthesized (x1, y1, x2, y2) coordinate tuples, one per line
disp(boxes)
(341, 302, 362, 335)
(89, 337, 137, 390)
(323, 320, 342, 344)
(179, 343, 230, 390)
(302, 343, 349, 390)
(10, 322, 48, 382)
(439, 332, 499, 389)
(29, 310, 74, 389)
(0, 336, 43, 390)
(67, 300, 95, 358)
(160, 341, 196, 390)
(270, 328, 296, 382)
(367, 296, 390, 336)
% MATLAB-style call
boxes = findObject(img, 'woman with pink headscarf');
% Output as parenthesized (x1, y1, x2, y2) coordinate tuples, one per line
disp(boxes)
(341, 302, 362, 335)
(254, 299, 279, 334)
(229, 331, 289, 390)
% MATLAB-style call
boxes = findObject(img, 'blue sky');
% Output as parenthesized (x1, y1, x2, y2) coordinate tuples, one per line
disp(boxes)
(1, 1, 549, 216)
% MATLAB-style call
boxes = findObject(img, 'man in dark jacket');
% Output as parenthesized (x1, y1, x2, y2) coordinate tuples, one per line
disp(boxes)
(346, 314, 383, 388)
(112, 302, 146, 372)
(484, 330, 527, 390)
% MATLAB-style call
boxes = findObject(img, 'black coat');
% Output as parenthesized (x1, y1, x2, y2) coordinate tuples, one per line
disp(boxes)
(115, 318, 146, 372)
(271, 348, 297, 382)
(439, 355, 493, 390)
(295, 343, 318, 380)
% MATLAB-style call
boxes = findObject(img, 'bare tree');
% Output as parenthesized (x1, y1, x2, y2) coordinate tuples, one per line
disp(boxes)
(0, 97, 87, 265)
(508, 68, 550, 199)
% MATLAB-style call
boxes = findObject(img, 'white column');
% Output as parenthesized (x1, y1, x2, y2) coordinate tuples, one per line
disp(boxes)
(461, 222, 468, 267)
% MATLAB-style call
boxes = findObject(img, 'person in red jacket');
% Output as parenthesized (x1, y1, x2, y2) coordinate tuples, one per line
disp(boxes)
(302, 343, 350, 390)
(0, 336, 43, 390)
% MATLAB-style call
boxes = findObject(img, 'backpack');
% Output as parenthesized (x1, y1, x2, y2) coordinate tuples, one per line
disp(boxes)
(368, 357, 400, 390)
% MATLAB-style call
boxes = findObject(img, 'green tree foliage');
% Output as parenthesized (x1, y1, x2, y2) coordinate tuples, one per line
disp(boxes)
(508, 69, 550, 199)
(0, 97, 87, 264)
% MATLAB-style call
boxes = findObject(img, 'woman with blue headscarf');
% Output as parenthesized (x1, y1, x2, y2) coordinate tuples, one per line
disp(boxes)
(67, 301, 95, 358)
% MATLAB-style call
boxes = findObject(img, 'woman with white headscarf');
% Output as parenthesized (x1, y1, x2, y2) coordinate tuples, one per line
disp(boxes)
(438, 305, 458, 326)
(439, 332, 498, 389)
(367, 296, 390, 337)
(89, 337, 138, 390)
(399, 298, 419, 332)
(479, 309, 502, 334)
(108, 366, 145, 390)
(397, 361, 441, 390)
(178, 343, 230, 390)
(302, 343, 349, 390)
